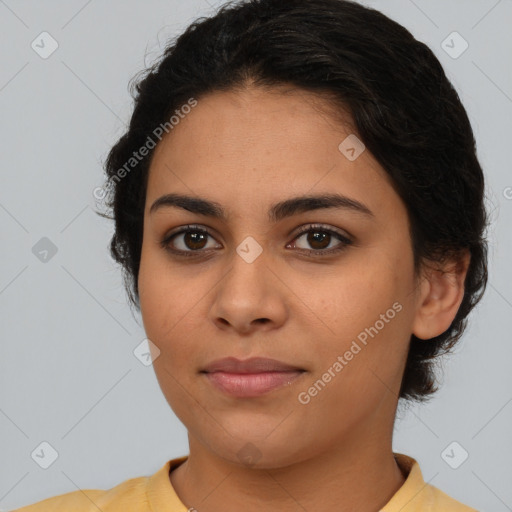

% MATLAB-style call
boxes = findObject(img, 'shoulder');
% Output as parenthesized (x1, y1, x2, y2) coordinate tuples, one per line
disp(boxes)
(385, 453, 478, 511)
(10, 473, 151, 512)
(425, 483, 479, 511)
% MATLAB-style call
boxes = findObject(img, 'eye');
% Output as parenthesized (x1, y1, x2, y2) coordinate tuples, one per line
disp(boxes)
(160, 223, 353, 258)
(288, 224, 353, 256)
(160, 224, 220, 257)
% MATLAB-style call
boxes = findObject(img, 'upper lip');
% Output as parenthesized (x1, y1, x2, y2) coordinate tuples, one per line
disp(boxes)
(201, 357, 304, 374)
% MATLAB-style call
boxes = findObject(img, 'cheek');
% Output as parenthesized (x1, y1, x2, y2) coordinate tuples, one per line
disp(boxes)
(139, 248, 180, 342)
(300, 258, 412, 381)
(305, 262, 405, 331)
(138, 250, 209, 364)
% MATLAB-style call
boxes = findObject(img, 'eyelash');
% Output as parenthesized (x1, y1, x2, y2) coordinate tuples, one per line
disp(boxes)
(160, 223, 353, 258)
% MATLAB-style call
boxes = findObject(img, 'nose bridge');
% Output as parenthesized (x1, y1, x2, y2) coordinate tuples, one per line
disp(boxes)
(225, 234, 270, 296)
(209, 234, 286, 331)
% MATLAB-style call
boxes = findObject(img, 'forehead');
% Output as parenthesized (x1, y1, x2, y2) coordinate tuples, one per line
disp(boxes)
(150, 85, 357, 169)
(146, 86, 401, 223)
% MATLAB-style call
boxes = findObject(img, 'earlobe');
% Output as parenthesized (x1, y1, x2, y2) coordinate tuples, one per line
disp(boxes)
(412, 251, 471, 340)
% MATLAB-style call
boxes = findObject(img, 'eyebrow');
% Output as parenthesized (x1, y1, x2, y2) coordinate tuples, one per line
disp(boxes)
(149, 192, 375, 222)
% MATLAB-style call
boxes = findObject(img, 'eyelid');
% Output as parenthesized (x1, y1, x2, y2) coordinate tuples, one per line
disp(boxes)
(292, 223, 352, 241)
(163, 223, 352, 241)
(160, 224, 219, 251)
(162, 224, 220, 244)
(161, 223, 353, 256)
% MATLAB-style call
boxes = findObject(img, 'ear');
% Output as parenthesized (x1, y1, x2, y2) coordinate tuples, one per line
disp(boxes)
(412, 250, 471, 340)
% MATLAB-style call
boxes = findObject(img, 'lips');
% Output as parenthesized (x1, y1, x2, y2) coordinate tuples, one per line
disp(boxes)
(201, 357, 304, 374)
(201, 357, 306, 397)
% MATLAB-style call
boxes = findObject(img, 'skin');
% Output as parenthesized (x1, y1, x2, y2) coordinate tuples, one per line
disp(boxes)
(138, 84, 470, 512)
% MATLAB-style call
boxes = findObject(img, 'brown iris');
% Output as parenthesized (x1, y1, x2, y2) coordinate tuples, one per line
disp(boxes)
(306, 230, 331, 250)
(184, 231, 208, 250)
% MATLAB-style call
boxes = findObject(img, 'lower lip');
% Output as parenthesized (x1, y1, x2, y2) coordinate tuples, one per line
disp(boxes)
(203, 371, 305, 397)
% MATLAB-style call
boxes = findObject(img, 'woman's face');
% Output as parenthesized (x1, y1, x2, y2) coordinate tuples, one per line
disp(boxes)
(138, 85, 423, 467)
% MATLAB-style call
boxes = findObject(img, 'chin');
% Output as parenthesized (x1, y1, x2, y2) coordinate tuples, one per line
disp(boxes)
(202, 431, 315, 470)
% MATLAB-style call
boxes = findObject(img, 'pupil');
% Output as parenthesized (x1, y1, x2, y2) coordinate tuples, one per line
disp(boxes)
(185, 232, 207, 250)
(308, 231, 330, 249)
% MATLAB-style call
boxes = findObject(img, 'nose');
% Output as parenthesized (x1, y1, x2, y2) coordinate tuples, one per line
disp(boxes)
(208, 248, 288, 335)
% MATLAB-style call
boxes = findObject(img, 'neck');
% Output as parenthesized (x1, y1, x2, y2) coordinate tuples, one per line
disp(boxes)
(170, 420, 405, 512)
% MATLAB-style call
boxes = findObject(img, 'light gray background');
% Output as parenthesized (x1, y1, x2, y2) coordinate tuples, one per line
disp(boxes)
(1, 0, 511, 510)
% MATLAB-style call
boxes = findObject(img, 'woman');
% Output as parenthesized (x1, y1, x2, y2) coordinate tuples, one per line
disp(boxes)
(14, 0, 488, 510)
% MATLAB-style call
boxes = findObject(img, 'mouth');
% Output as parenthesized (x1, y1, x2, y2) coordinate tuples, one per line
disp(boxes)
(200, 357, 306, 397)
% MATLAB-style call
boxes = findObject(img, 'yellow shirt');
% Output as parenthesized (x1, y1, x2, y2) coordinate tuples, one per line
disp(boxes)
(12, 452, 477, 511)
